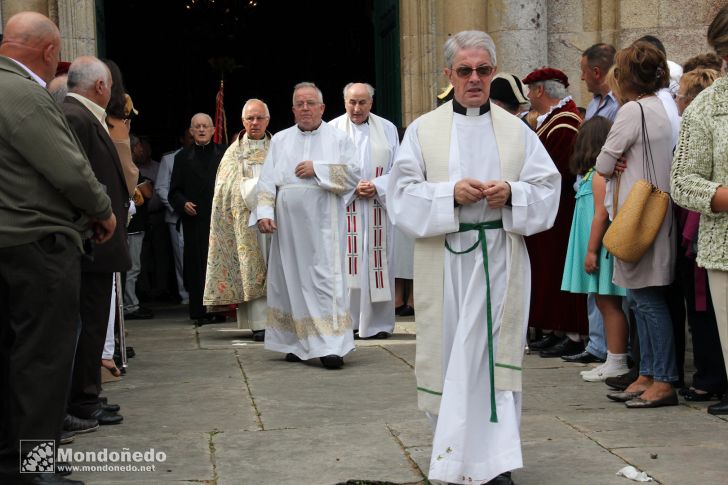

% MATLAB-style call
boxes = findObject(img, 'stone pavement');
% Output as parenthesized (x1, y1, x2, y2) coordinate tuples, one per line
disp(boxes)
(67, 303, 728, 485)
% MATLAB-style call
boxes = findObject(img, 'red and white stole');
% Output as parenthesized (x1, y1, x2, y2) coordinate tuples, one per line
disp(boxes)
(336, 113, 392, 302)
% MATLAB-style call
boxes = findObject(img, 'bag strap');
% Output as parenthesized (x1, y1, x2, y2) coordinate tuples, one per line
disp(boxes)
(612, 172, 621, 216)
(637, 101, 659, 185)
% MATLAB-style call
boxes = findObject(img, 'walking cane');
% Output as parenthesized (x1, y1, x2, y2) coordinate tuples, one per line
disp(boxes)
(115, 271, 128, 369)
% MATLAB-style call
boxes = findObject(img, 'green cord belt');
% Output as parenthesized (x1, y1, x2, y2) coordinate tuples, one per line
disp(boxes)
(444, 220, 504, 423)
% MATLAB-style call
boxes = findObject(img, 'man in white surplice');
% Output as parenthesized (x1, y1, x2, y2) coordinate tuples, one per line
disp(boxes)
(252, 82, 360, 370)
(331, 82, 400, 339)
(388, 31, 561, 485)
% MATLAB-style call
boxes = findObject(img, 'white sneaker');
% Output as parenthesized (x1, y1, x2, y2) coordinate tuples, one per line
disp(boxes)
(580, 362, 606, 376)
(582, 364, 630, 382)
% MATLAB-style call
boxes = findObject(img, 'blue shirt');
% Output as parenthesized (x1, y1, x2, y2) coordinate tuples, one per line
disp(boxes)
(584, 91, 619, 121)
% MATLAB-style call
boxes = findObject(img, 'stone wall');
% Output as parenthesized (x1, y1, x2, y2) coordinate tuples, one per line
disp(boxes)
(400, 0, 723, 125)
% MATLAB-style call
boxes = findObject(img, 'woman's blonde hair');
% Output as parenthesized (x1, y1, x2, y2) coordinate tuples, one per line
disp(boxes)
(679, 68, 720, 101)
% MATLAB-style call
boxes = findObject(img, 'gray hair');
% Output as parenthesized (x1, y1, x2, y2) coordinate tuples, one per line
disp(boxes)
(342, 82, 375, 99)
(531, 80, 569, 99)
(242, 98, 270, 118)
(48, 74, 68, 105)
(444, 30, 497, 68)
(190, 113, 213, 127)
(292, 82, 323, 104)
(67, 56, 110, 92)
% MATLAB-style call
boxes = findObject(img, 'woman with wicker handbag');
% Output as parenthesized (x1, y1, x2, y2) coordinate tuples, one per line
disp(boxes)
(595, 41, 679, 409)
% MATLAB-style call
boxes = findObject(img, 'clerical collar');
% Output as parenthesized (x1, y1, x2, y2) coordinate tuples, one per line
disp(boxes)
(452, 99, 490, 116)
(297, 121, 323, 134)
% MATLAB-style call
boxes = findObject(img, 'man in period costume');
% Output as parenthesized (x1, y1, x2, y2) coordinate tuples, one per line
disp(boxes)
(169, 113, 226, 325)
(253, 82, 360, 369)
(388, 31, 561, 485)
(331, 82, 400, 339)
(204, 99, 271, 341)
(0, 13, 115, 485)
(522, 67, 588, 358)
(63, 56, 130, 428)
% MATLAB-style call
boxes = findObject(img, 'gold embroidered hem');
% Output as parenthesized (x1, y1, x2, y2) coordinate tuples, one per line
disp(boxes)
(267, 307, 352, 338)
(204, 135, 270, 306)
(328, 164, 349, 195)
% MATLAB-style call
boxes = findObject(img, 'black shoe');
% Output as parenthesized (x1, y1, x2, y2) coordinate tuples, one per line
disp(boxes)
(353, 329, 360, 340)
(59, 431, 74, 445)
(252, 330, 265, 342)
(89, 408, 123, 425)
(708, 395, 728, 415)
(528, 333, 561, 350)
(62, 414, 99, 434)
(605, 369, 639, 391)
(487, 472, 515, 485)
(194, 316, 214, 326)
(126, 346, 135, 358)
(397, 305, 415, 317)
(124, 307, 153, 320)
(101, 402, 121, 413)
(539, 337, 584, 358)
(362, 331, 391, 340)
(561, 350, 605, 364)
(320, 355, 344, 369)
(682, 388, 723, 402)
(285, 353, 302, 362)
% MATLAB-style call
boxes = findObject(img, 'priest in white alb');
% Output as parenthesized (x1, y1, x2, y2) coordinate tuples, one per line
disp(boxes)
(331, 82, 400, 339)
(388, 31, 561, 485)
(252, 82, 360, 370)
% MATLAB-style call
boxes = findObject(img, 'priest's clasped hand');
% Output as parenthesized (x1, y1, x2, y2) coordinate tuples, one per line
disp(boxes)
(257, 218, 277, 234)
(483, 180, 511, 209)
(454, 178, 511, 208)
(356, 180, 377, 199)
(295, 160, 315, 178)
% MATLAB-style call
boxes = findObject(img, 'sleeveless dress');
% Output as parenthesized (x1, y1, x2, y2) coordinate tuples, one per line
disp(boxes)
(561, 168, 626, 296)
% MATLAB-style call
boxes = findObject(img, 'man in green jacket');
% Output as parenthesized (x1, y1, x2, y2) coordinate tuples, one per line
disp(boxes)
(0, 11, 116, 485)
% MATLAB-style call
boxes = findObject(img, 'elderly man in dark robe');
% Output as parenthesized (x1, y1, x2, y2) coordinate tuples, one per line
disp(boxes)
(169, 113, 226, 325)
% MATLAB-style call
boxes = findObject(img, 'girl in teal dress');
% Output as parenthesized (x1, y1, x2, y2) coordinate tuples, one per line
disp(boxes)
(562, 116, 629, 381)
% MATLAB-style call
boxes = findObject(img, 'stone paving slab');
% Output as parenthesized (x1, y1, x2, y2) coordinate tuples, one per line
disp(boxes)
(63, 430, 211, 483)
(237, 345, 419, 430)
(69, 306, 728, 485)
(214, 424, 422, 485)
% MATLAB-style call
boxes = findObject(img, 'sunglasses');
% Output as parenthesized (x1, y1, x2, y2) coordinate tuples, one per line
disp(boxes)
(454, 65, 495, 78)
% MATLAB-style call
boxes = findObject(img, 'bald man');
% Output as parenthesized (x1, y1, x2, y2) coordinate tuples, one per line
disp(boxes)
(0, 12, 114, 485)
(62, 56, 130, 428)
(169, 113, 226, 324)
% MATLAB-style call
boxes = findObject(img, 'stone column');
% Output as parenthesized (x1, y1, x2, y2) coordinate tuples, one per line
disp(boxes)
(57, 0, 97, 58)
(1, 0, 49, 30)
(487, 0, 548, 78)
(400, 0, 441, 125)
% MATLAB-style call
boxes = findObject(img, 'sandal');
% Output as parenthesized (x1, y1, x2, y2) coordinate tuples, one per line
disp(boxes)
(101, 359, 122, 378)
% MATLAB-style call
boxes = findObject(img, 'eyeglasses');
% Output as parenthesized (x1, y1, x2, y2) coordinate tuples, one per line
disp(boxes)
(244, 116, 269, 122)
(294, 100, 320, 108)
(454, 65, 495, 78)
(192, 124, 212, 129)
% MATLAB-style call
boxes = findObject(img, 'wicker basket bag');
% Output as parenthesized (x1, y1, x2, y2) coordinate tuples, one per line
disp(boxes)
(602, 101, 669, 263)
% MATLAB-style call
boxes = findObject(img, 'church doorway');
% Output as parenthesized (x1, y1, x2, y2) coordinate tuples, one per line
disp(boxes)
(101, 0, 399, 155)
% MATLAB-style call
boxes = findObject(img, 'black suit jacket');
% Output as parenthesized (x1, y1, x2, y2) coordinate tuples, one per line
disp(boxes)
(62, 96, 131, 273)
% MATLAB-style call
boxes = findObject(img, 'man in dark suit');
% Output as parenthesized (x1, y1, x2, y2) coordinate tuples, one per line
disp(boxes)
(169, 114, 226, 325)
(0, 12, 115, 485)
(62, 56, 131, 428)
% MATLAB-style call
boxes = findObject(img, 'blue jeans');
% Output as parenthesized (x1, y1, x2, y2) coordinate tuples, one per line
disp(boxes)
(585, 293, 607, 359)
(627, 287, 678, 382)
